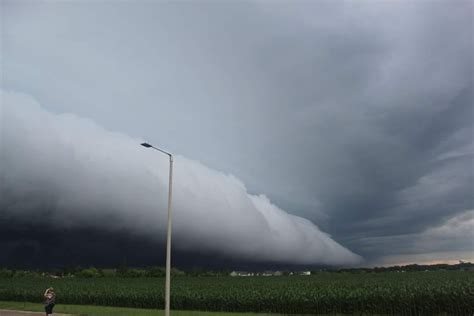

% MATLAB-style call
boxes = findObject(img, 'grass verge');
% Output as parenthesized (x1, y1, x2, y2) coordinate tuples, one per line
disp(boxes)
(0, 301, 281, 316)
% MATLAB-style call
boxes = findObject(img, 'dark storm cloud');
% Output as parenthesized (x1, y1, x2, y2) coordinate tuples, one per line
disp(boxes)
(0, 218, 339, 270)
(0, 91, 362, 266)
(1, 0, 473, 265)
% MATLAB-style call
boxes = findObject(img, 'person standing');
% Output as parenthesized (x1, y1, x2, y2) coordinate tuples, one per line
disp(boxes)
(43, 287, 56, 316)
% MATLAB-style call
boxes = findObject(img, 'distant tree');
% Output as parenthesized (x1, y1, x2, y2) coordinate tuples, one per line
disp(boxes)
(78, 267, 101, 278)
(146, 266, 166, 277)
(0, 268, 13, 278)
(125, 268, 147, 278)
(197, 271, 218, 277)
(49, 267, 62, 276)
(188, 267, 205, 277)
(117, 262, 129, 277)
(171, 267, 185, 277)
(100, 269, 116, 277)
(59, 266, 71, 276)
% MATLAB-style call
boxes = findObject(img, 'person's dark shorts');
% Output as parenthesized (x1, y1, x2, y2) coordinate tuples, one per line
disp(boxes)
(45, 303, 55, 313)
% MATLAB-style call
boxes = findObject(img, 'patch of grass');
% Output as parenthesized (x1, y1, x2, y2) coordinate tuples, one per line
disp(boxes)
(0, 301, 422, 316)
(0, 301, 277, 316)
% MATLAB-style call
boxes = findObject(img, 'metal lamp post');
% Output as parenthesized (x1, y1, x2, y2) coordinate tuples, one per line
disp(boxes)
(141, 142, 173, 316)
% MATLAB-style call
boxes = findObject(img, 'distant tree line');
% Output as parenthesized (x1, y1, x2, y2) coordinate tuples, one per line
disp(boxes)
(0, 262, 472, 278)
(320, 261, 474, 274)
(0, 264, 230, 278)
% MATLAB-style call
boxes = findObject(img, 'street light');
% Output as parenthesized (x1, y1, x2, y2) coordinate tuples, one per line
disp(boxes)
(141, 142, 173, 316)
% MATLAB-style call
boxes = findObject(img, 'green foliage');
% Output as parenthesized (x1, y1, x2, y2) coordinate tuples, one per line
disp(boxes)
(0, 269, 13, 278)
(171, 268, 185, 277)
(116, 263, 129, 277)
(124, 268, 147, 278)
(146, 266, 166, 277)
(77, 267, 101, 278)
(0, 271, 473, 314)
(100, 269, 116, 277)
(12, 270, 42, 278)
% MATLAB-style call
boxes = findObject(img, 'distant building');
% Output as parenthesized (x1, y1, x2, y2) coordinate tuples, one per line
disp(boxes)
(299, 271, 311, 276)
(230, 271, 254, 277)
(230, 270, 297, 277)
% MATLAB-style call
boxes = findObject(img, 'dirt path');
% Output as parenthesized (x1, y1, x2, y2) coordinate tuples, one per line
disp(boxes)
(0, 310, 74, 316)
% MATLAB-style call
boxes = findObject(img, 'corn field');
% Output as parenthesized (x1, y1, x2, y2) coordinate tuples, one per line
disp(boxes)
(1, 271, 473, 314)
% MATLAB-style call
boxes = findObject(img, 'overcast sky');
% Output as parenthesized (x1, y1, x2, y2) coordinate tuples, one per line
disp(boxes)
(0, 0, 473, 268)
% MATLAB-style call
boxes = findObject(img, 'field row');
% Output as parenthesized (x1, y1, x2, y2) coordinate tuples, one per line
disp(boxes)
(1, 271, 473, 314)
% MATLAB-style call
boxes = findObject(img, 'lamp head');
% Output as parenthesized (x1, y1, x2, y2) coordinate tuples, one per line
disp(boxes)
(141, 142, 152, 148)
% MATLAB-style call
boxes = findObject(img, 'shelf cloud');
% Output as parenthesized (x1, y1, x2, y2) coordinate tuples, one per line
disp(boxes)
(0, 90, 362, 266)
